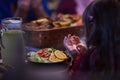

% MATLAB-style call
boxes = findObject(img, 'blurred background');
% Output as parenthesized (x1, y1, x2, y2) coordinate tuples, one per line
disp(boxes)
(0, 0, 93, 23)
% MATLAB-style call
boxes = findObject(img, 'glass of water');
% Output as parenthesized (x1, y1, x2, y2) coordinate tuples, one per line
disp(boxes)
(1, 17, 25, 68)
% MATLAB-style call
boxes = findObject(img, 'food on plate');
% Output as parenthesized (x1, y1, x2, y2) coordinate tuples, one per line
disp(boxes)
(49, 54, 64, 62)
(53, 14, 82, 27)
(30, 18, 54, 29)
(52, 21, 61, 27)
(23, 14, 82, 30)
(31, 18, 50, 25)
(36, 18, 49, 23)
(27, 48, 68, 63)
(37, 48, 51, 58)
(28, 52, 48, 63)
(54, 50, 68, 60)
(59, 21, 71, 27)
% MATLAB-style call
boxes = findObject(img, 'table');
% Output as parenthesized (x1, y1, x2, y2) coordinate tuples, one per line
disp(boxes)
(1, 46, 120, 80)
(0, 46, 71, 80)
(1, 60, 120, 80)
(2, 60, 71, 80)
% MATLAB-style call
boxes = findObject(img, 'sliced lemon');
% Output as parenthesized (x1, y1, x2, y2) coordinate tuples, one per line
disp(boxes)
(54, 50, 68, 60)
(49, 54, 63, 62)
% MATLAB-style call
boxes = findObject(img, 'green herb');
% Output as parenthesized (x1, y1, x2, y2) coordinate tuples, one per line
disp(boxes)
(51, 48, 56, 53)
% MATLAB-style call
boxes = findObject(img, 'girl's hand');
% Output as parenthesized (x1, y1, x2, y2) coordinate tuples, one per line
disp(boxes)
(64, 34, 76, 51)
(64, 34, 87, 57)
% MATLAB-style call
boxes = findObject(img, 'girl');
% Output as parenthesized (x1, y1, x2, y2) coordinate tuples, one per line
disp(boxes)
(64, 0, 120, 77)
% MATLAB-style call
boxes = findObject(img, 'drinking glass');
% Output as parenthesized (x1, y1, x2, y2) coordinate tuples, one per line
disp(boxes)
(1, 17, 25, 68)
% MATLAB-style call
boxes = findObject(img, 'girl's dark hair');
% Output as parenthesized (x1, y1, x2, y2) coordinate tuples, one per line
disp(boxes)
(83, 0, 120, 71)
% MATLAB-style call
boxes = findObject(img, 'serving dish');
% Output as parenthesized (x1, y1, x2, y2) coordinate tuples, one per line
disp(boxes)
(22, 14, 84, 49)
(26, 48, 71, 65)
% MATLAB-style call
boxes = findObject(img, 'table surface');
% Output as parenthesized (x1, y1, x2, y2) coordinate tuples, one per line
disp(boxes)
(1, 45, 120, 80)
(1, 60, 120, 80)
(1, 60, 71, 80)
(0, 46, 71, 80)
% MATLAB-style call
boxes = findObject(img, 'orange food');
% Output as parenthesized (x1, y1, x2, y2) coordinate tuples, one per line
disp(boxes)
(54, 50, 68, 60)
(49, 54, 63, 62)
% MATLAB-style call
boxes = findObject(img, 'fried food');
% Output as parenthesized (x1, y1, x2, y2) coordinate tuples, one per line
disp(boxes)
(24, 14, 82, 29)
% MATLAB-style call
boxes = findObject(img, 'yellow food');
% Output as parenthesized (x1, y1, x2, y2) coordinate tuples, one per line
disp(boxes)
(59, 21, 71, 27)
(49, 54, 63, 62)
(54, 50, 68, 60)
(36, 18, 49, 23)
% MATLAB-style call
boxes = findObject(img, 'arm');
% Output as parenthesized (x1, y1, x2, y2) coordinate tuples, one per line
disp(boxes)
(14, 0, 30, 21)
(64, 34, 88, 75)
(31, 0, 48, 19)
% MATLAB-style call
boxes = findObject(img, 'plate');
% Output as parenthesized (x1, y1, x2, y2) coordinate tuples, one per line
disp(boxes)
(26, 48, 71, 64)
